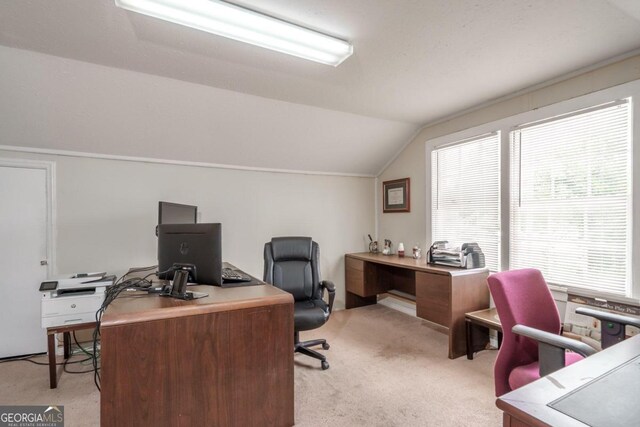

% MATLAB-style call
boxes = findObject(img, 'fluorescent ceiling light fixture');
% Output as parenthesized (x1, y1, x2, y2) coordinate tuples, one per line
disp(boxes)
(115, 0, 353, 66)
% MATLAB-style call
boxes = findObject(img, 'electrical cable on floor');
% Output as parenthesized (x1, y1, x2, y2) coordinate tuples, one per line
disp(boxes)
(0, 353, 91, 366)
(63, 353, 95, 374)
(0, 353, 45, 364)
(73, 330, 95, 358)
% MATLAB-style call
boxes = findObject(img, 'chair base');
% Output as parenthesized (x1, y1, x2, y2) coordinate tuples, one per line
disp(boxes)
(295, 332, 330, 370)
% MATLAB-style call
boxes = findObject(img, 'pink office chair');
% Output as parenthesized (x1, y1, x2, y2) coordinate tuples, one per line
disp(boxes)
(487, 269, 596, 396)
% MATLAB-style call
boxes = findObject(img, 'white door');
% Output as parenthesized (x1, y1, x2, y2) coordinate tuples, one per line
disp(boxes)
(0, 164, 50, 357)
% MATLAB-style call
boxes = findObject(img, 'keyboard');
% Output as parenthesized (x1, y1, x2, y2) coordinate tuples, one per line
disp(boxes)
(222, 267, 252, 283)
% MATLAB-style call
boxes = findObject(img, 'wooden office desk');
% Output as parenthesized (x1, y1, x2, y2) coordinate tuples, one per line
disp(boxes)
(100, 283, 294, 427)
(497, 334, 640, 426)
(345, 253, 489, 358)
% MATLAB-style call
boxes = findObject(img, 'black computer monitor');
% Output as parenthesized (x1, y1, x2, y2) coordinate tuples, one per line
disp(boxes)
(157, 223, 222, 286)
(158, 201, 197, 225)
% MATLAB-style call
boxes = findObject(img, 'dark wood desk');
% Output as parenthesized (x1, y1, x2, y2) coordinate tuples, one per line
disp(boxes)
(100, 283, 294, 427)
(465, 307, 502, 360)
(345, 253, 489, 359)
(497, 334, 640, 426)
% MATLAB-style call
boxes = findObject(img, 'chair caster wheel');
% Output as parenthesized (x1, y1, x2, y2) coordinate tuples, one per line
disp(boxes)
(321, 361, 329, 370)
(322, 343, 330, 350)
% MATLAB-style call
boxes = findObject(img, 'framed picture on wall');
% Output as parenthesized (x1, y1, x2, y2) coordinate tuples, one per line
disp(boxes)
(383, 178, 410, 213)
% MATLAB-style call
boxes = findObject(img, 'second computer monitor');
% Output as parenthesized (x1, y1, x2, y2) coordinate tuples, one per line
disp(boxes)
(158, 201, 197, 225)
(157, 223, 222, 286)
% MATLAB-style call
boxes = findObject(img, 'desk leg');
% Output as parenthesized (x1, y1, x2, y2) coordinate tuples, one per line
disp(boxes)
(63, 332, 71, 359)
(466, 320, 474, 360)
(466, 322, 491, 360)
(48, 333, 57, 389)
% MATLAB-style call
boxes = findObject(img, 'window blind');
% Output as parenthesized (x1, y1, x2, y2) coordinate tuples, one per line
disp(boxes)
(510, 100, 631, 296)
(432, 133, 501, 271)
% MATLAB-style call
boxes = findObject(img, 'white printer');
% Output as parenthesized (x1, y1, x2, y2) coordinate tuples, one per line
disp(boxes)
(40, 273, 115, 328)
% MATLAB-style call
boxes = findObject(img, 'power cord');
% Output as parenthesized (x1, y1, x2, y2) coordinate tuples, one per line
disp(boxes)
(3, 268, 164, 383)
(73, 331, 95, 358)
(0, 349, 92, 368)
(92, 268, 167, 391)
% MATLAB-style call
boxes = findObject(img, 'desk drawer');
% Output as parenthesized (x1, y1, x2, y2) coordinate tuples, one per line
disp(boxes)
(346, 267, 366, 296)
(416, 272, 451, 327)
(345, 257, 364, 272)
(345, 257, 367, 296)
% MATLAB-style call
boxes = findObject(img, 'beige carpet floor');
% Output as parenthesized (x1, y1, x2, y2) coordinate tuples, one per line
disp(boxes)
(0, 305, 501, 426)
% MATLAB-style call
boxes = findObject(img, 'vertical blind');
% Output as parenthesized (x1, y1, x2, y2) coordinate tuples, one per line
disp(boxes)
(432, 133, 501, 271)
(510, 100, 631, 296)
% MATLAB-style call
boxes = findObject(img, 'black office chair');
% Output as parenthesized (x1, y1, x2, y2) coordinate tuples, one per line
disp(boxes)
(264, 237, 336, 370)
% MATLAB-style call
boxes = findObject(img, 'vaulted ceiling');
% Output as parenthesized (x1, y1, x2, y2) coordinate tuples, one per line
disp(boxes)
(1, 0, 640, 175)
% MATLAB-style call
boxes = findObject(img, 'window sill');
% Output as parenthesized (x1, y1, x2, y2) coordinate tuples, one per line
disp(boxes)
(548, 283, 640, 307)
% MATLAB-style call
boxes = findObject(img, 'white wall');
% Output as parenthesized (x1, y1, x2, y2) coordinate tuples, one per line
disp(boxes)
(0, 150, 374, 309)
(0, 44, 382, 310)
(378, 54, 640, 255)
(0, 45, 418, 176)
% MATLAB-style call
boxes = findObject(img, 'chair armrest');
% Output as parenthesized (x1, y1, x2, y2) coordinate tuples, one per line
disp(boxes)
(321, 280, 336, 314)
(513, 324, 596, 377)
(513, 325, 597, 357)
(575, 307, 640, 329)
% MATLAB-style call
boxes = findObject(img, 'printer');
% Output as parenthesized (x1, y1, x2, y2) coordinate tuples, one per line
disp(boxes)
(427, 241, 485, 269)
(40, 274, 115, 328)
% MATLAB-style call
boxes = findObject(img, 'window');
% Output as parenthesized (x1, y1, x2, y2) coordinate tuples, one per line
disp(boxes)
(431, 133, 501, 271)
(510, 100, 631, 296)
(427, 83, 639, 299)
